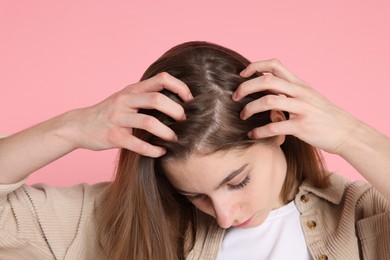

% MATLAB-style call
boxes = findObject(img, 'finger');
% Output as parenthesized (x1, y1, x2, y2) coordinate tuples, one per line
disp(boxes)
(122, 135, 166, 158)
(240, 95, 303, 120)
(129, 92, 186, 121)
(248, 120, 297, 139)
(233, 74, 299, 101)
(133, 72, 193, 102)
(123, 113, 178, 142)
(240, 59, 307, 86)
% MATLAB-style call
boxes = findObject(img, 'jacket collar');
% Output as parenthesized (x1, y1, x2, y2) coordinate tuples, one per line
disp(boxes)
(298, 173, 351, 205)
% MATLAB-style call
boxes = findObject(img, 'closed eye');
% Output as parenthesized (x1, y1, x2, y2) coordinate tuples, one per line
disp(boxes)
(228, 175, 250, 190)
(186, 194, 207, 201)
(186, 175, 251, 201)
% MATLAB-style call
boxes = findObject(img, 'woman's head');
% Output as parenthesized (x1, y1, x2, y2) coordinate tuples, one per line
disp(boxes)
(143, 40, 328, 205)
(142, 41, 274, 157)
(98, 41, 329, 260)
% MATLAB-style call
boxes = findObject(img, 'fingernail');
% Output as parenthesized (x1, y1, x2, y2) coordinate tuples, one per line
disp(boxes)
(240, 69, 246, 76)
(232, 92, 238, 101)
(153, 148, 166, 158)
(240, 111, 246, 120)
(248, 131, 253, 139)
(188, 92, 194, 100)
(173, 135, 178, 142)
(159, 148, 167, 156)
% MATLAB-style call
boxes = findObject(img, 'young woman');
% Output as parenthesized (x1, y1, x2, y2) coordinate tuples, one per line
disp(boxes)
(0, 42, 389, 260)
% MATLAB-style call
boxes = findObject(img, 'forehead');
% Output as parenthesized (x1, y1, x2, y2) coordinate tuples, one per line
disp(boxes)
(163, 148, 248, 176)
(161, 144, 274, 192)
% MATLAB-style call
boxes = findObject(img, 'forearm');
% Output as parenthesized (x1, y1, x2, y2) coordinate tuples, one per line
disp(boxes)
(0, 111, 79, 184)
(338, 122, 390, 201)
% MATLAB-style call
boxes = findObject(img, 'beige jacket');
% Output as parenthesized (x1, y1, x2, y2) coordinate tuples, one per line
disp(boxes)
(0, 174, 389, 259)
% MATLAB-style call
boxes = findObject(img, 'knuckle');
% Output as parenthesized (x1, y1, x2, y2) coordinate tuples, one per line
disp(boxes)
(141, 116, 158, 129)
(106, 129, 120, 145)
(246, 62, 256, 71)
(156, 71, 170, 81)
(139, 143, 150, 155)
(125, 82, 142, 94)
(110, 93, 122, 104)
(251, 128, 261, 138)
(269, 58, 282, 67)
(263, 95, 277, 107)
(262, 73, 274, 83)
(107, 111, 119, 124)
(134, 141, 149, 156)
(149, 92, 163, 105)
(267, 123, 279, 135)
(111, 92, 129, 106)
(124, 83, 135, 92)
(104, 106, 122, 124)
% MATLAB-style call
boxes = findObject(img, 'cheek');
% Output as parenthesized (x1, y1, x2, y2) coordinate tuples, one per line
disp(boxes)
(245, 186, 265, 207)
(190, 199, 215, 217)
(242, 175, 273, 207)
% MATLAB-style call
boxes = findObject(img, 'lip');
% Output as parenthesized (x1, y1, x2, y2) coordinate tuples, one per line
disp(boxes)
(233, 215, 255, 228)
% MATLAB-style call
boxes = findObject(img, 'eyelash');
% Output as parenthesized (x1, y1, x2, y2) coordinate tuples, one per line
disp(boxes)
(186, 176, 251, 201)
(230, 176, 251, 190)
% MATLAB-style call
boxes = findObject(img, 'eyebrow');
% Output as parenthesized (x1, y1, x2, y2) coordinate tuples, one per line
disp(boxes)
(176, 163, 249, 195)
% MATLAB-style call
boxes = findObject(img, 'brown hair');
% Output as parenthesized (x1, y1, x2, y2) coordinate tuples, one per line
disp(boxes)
(96, 41, 329, 259)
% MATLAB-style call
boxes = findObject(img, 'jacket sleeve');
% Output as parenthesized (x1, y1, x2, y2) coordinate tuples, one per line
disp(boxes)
(0, 180, 100, 259)
(355, 186, 390, 260)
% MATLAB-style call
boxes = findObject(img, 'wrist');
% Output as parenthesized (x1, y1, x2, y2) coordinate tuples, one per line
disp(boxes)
(49, 108, 86, 151)
(336, 121, 386, 161)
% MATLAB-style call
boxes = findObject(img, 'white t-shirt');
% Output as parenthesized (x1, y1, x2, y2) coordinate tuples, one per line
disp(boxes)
(217, 201, 313, 260)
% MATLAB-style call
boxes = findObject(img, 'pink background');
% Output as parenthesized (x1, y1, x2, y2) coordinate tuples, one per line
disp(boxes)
(1, 1, 389, 186)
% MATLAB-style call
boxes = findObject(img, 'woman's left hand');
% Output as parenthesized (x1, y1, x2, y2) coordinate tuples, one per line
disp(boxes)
(232, 59, 363, 155)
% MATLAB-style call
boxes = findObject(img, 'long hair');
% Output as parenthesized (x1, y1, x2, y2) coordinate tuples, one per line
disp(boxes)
(96, 41, 329, 259)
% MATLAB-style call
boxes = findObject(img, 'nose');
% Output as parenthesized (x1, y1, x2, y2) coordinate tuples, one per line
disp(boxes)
(212, 199, 235, 229)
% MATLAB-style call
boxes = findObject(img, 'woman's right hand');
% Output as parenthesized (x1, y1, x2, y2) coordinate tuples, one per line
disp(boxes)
(0, 72, 192, 184)
(66, 72, 193, 157)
